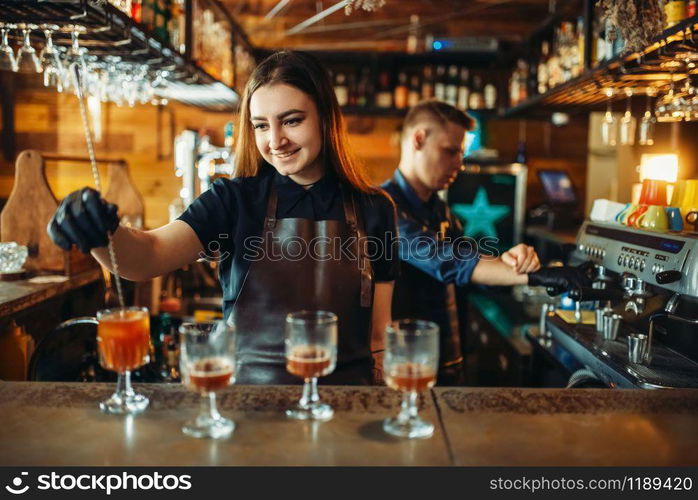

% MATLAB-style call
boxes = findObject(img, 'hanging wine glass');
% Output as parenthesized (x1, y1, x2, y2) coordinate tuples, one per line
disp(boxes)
(639, 89, 657, 145)
(0, 23, 18, 72)
(16, 24, 42, 74)
(619, 89, 636, 145)
(687, 74, 698, 122)
(64, 25, 89, 95)
(656, 71, 684, 122)
(39, 25, 65, 91)
(100, 55, 124, 105)
(601, 88, 617, 146)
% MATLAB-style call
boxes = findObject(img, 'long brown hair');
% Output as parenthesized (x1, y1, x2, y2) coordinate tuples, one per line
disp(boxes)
(235, 50, 376, 193)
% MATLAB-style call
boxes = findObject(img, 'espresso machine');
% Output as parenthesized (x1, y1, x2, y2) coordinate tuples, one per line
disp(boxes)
(542, 220, 698, 389)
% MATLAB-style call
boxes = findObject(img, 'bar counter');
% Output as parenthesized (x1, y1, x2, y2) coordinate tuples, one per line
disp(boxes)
(1, 382, 697, 466)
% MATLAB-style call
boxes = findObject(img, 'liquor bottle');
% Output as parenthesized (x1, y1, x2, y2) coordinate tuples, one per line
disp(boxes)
(141, 0, 155, 31)
(357, 67, 372, 107)
(130, 0, 142, 22)
(152, 0, 173, 44)
(595, 22, 606, 64)
(513, 59, 528, 105)
(547, 33, 561, 89)
(559, 22, 573, 83)
(510, 62, 522, 106)
(375, 71, 393, 108)
(408, 74, 421, 107)
(445, 65, 459, 106)
(689, 0, 696, 17)
(457, 67, 470, 110)
(434, 65, 446, 101)
(394, 72, 409, 109)
(421, 66, 434, 100)
(509, 67, 520, 107)
(406, 15, 420, 54)
(665, 0, 687, 28)
(348, 72, 358, 106)
(170, 0, 186, 53)
(484, 82, 497, 109)
(164, 337, 181, 382)
(537, 41, 549, 94)
(576, 16, 585, 74)
(334, 72, 349, 107)
(468, 75, 484, 110)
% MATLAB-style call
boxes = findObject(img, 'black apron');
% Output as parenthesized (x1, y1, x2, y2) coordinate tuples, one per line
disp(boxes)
(232, 183, 374, 385)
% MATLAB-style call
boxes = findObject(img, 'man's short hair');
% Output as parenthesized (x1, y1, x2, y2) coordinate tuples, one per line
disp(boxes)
(402, 100, 475, 140)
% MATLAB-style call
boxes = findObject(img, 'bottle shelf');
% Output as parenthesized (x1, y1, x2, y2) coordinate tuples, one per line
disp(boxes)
(0, 0, 240, 111)
(340, 106, 499, 118)
(502, 14, 698, 118)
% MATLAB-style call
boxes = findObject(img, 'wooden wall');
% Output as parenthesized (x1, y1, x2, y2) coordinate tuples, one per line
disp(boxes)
(2, 73, 591, 229)
(0, 74, 234, 229)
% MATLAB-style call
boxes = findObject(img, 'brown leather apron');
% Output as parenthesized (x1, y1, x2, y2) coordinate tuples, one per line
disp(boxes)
(232, 182, 374, 385)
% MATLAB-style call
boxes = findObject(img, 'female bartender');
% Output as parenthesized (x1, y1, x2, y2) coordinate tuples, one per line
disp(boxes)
(47, 51, 399, 385)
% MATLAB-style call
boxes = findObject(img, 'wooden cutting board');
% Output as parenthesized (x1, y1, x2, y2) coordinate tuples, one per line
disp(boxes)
(103, 161, 145, 228)
(0, 150, 64, 272)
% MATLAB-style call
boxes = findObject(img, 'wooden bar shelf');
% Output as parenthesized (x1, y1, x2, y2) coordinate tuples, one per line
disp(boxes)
(503, 14, 698, 118)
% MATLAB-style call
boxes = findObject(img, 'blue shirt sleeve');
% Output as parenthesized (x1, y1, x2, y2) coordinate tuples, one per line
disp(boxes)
(396, 211, 480, 287)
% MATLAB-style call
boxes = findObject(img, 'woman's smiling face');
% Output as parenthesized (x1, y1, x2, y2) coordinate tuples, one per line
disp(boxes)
(250, 83, 324, 182)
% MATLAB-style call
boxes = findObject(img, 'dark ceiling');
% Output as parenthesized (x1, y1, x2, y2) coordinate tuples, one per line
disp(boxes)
(223, 0, 557, 52)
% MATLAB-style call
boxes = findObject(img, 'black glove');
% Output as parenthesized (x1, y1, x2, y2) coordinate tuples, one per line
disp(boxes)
(47, 187, 119, 254)
(528, 263, 594, 296)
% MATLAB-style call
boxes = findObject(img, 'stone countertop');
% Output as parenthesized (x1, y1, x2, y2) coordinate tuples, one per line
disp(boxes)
(0, 269, 103, 319)
(434, 387, 698, 466)
(1, 382, 697, 466)
(0, 382, 449, 466)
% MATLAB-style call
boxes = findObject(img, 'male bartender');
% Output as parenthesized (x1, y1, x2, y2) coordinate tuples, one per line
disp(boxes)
(382, 100, 591, 384)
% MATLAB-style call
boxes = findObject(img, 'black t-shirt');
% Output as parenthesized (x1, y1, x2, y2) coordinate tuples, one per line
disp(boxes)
(177, 164, 398, 318)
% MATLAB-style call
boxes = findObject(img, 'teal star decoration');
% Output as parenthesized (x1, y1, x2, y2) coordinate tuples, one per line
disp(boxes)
(451, 187, 510, 239)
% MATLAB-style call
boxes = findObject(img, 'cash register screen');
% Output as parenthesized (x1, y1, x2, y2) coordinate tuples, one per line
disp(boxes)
(538, 169, 577, 205)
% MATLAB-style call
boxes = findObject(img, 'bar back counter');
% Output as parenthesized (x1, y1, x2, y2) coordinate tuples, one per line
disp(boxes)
(1, 382, 696, 466)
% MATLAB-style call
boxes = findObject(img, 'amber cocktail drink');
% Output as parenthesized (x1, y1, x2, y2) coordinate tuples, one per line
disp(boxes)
(98, 308, 151, 371)
(285, 311, 337, 421)
(96, 306, 151, 414)
(180, 319, 237, 439)
(383, 319, 439, 439)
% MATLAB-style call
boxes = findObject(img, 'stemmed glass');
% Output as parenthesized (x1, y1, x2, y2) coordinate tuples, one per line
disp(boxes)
(639, 91, 657, 145)
(0, 23, 17, 72)
(39, 25, 65, 91)
(601, 88, 617, 146)
(96, 306, 151, 414)
(383, 319, 439, 439)
(656, 72, 684, 122)
(619, 89, 636, 145)
(64, 26, 88, 94)
(100, 56, 124, 105)
(179, 319, 237, 439)
(285, 310, 337, 421)
(16, 24, 41, 73)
